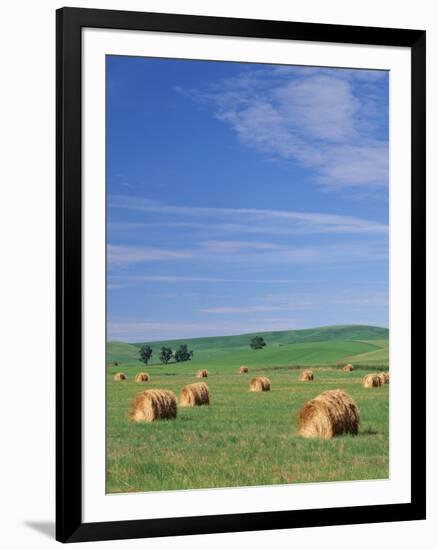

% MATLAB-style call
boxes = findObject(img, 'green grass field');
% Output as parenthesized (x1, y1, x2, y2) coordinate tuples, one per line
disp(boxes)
(106, 325, 389, 493)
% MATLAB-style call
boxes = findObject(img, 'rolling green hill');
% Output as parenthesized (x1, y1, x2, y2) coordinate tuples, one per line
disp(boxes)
(107, 325, 389, 367)
(107, 324, 389, 492)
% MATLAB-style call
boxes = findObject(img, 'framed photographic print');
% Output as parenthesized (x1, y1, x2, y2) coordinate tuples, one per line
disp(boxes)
(56, 7, 426, 543)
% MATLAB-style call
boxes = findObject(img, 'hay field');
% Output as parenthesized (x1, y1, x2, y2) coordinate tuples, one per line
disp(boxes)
(106, 328, 389, 493)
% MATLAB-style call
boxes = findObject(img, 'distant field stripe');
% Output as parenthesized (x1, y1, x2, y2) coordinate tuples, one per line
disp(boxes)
(355, 339, 388, 349)
(344, 347, 389, 364)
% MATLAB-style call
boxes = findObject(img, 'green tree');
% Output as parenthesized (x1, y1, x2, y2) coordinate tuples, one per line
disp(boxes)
(250, 336, 266, 350)
(139, 344, 153, 365)
(159, 347, 173, 364)
(174, 344, 193, 362)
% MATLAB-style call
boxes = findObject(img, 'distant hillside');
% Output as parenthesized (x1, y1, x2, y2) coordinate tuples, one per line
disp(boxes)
(107, 325, 388, 364)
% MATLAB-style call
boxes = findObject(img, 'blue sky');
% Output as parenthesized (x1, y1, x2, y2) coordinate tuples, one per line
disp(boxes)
(107, 56, 389, 342)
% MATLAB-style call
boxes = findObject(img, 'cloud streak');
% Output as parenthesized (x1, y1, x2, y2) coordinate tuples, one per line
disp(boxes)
(202, 305, 285, 314)
(109, 275, 304, 284)
(107, 240, 386, 269)
(202, 289, 388, 315)
(181, 67, 388, 192)
(107, 317, 297, 341)
(109, 195, 388, 235)
(107, 244, 192, 266)
(197, 240, 387, 265)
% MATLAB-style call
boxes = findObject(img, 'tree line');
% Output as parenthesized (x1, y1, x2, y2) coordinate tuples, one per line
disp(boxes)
(139, 344, 194, 365)
(138, 335, 266, 366)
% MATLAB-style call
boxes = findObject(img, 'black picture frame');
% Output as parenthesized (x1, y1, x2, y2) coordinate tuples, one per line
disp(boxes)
(56, 6, 426, 543)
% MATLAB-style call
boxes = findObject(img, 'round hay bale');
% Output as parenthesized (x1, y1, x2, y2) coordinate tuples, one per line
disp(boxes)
(342, 363, 354, 372)
(298, 389, 360, 439)
(239, 366, 249, 374)
(196, 369, 208, 378)
(299, 369, 314, 381)
(180, 382, 210, 407)
(362, 373, 383, 388)
(129, 389, 177, 422)
(377, 372, 389, 385)
(135, 372, 150, 383)
(250, 376, 271, 392)
(113, 372, 126, 381)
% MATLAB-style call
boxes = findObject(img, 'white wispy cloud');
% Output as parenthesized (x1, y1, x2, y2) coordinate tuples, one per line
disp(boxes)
(107, 244, 192, 266)
(107, 239, 386, 269)
(273, 75, 359, 142)
(109, 195, 387, 235)
(107, 317, 297, 341)
(201, 288, 388, 315)
(109, 275, 303, 284)
(198, 240, 387, 265)
(258, 289, 388, 309)
(107, 283, 127, 289)
(107, 222, 386, 269)
(202, 305, 285, 314)
(199, 240, 284, 253)
(108, 222, 150, 231)
(180, 67, 388, 191)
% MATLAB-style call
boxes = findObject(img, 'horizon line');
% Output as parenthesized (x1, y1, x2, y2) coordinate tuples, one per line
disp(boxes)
(107, 322, 389, 345)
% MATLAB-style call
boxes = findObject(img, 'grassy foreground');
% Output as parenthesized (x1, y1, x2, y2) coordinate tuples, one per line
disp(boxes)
(106, 328, 389, 493)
